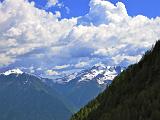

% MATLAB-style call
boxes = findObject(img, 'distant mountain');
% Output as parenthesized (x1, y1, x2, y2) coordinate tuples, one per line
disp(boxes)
(0, 64, 124, 120)
(44, 65, 124, 109)
(0, 70, 73, 120)
(71, 40, 160, 120)
(54, 64, 124, 85)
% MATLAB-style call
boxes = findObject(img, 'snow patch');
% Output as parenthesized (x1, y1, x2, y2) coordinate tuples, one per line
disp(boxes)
(1, 69, 23, 76)
(53, 64, 125, 85)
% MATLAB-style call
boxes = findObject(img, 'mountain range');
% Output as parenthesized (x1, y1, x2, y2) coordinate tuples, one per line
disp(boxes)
(71, 40, 160, 120)
(0, 64, 124, 120)
(1, 40, 160, 120)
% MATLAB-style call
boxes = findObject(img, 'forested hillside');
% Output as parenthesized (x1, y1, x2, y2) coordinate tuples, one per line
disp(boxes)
(71, 40, 160, 120)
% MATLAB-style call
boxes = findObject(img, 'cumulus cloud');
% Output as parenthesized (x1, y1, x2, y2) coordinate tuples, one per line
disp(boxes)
(46, 0, 58, 7)
(0, 54, 14, 66)
(78, 0, 128, 26)
(0, 0, 76, 66)
(69, 0, 160, 66)
(53, 64, 70, 70)
(0, 0, 160, 74)
(75, 61, 89, 68)
(46, 70, 60, 76)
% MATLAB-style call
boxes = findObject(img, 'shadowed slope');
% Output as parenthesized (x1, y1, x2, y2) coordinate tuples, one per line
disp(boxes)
(71, 40, 160, 120)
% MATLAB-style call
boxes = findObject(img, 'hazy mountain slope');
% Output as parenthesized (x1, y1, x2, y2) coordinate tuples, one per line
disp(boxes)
(0, 72, 73, 120)
(71, 40, 160, 120)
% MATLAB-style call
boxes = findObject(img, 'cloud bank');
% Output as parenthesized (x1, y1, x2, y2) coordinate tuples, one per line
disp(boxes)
(0, 0, 160, 75)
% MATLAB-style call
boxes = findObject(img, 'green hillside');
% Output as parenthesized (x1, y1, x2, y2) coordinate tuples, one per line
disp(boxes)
(71, 40, 160, 120)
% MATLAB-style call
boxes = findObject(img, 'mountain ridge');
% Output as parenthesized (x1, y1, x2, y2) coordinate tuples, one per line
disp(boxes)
(71, 40, 160, 120)
(0, 64, 124, 112)
(0, 72, 73, 120)
(53, 65, 125, 85)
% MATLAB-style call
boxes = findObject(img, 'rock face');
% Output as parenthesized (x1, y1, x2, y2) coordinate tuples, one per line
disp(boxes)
(71, 40, 160, 120)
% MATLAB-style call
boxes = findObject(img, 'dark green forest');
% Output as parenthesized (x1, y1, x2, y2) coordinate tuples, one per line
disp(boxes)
(71, 40, 160, 120)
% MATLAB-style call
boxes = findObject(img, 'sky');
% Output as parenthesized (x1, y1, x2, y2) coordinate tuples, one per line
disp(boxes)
(28, 0, 160, 19)
(0, 0, 160, 77)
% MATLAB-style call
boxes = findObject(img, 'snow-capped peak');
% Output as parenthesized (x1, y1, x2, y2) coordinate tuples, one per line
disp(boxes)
(1, 69, 23, 76)
(79, 65, 119, 84)
(54, 64, 125, 85)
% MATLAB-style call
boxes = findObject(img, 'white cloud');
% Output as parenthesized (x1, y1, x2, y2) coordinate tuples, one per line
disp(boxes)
(0, 54, 14, 66)
(65, 7, 70, 14)
(53, 64, 70, 70)
(92, 48, 109, 56)
(46, 70, 59, 76)
(67, 0, 160, 66)
(46, 0, 58, 7)
(78, 0, 128, 26)
(0, 0, 76, 66)
(29, 66, 35, 73)
(113, 54, 142, 66)
(0, 0, 160, 70)
(75, 61, 89, 68)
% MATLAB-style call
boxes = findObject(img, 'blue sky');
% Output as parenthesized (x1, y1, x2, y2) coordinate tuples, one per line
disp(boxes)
(0, 0, 160, 77)
(29, 0, 160, 18)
